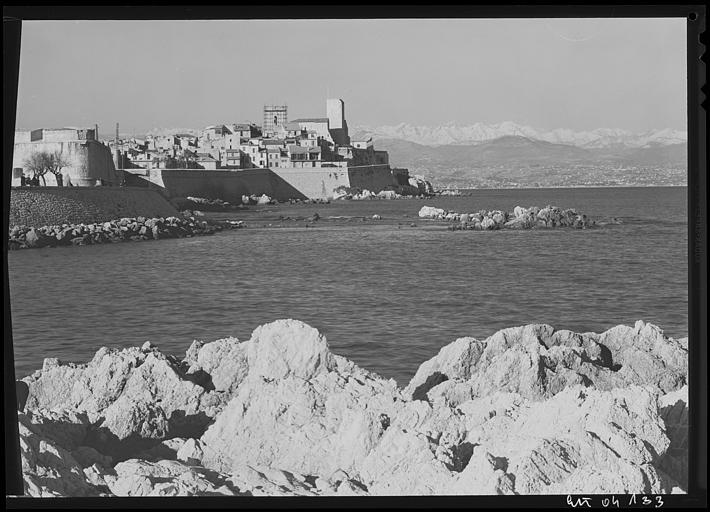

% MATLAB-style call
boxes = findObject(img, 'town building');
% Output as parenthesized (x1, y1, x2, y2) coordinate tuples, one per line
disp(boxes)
(290, 118, 331, 142)
(263, 105, 288, 136)
(12, 127, 121, 186)
(222, 148, 242, 169)
(195, 153, 219, 170)
(326, 98, 350, 146)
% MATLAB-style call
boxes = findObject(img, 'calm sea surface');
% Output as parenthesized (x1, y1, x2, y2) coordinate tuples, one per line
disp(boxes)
(8, 187, 688, 385)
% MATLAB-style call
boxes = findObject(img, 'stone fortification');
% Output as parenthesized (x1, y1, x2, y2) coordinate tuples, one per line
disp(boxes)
(12, 130, 120, 187)
(126, 165, 410, 202)
(18, 319, 688, 497)
(9, 187, 178, 228)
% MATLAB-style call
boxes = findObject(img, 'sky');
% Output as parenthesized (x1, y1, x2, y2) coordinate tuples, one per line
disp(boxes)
(14, 18, 687, 135)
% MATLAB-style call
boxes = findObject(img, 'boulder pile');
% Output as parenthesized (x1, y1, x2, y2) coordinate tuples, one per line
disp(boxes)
(242, 194, 275, 206)
(408, 175, 435, 196)
(419, 205, 595, 230)
(185, 197, 238, 211)
(333, 187, 401, 200)
(287, 198, 330, 205)
(17, 319, 687, 497)
(437, 189, 463, 196)
(333, 185, 432, 201)
(8, 215, 244, 250)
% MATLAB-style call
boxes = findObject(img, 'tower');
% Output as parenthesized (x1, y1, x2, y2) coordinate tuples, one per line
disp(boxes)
(326, 98, 345, 130)
(263, 105, 287, 136)
(113, 123, 121, 169)
(326, 98, 350, 146)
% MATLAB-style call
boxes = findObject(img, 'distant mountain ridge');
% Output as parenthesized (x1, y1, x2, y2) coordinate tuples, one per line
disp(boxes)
(369, 135, 687, 188)
(372, 135, 687, 167)
(122, 123, 686, 187)
(352, 122, 687, 149)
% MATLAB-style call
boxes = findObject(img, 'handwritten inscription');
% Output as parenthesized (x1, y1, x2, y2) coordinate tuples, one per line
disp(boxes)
(567, 495, 592, 508)
(601, 496, 620, 507)
(567, 495, 664, 508)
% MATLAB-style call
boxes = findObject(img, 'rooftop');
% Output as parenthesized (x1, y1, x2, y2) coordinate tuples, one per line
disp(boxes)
(289, 145, 322, 154)
(290, 118, 329, 124)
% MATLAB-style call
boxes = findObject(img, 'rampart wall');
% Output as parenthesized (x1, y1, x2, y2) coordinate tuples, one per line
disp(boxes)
(124, 165, 399, 201)
(9, 187, 178, 227)
(12, 140, 121, 187)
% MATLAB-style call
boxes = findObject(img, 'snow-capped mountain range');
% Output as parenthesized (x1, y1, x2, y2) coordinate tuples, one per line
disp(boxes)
(353, 122, 687, 149)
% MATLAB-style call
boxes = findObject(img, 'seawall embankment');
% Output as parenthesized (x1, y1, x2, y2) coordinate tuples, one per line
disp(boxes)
(9, 187, 179, 228)
(124, 165, 400, 202)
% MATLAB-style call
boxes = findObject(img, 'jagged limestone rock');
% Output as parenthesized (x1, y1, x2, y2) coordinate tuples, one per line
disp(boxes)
(405, 322, 687, 404)
(16, 319, 688, 497)
(200, 359, 401, 477)
(18, 410, 106, 497)
(183, 336, 248, 397)
(21, 345, 221, 448)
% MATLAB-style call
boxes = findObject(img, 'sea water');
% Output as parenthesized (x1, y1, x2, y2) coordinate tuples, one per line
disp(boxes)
(7, 186, 688, 385)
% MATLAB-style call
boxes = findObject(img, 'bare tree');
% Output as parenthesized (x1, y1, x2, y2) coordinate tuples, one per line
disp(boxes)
(23, 150, 69, 186)
(47, 151, 69, 186)
(23, 152, 50, 186)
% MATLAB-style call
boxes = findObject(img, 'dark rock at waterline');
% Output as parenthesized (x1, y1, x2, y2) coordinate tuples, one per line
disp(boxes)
(420, 205, 596, 230)
(25, 228, 53, 248)
(8, 214, 244, 250)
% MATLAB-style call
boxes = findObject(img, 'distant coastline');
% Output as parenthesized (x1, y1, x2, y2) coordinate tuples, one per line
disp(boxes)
(438, 184, 688, 191)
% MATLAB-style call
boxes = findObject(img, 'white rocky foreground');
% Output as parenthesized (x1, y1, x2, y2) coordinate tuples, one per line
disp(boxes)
(17, 319, 688, 497)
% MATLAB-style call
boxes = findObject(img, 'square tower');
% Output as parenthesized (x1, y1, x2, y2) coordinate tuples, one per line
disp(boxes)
(263, 105, 288, 136)
(326, 98, 345, 129)
(326, 98, 349, 146)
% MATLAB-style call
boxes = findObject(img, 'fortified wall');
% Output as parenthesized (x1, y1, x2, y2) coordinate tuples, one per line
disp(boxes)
(125, 164, 399, 202)
(12, 129, 122, 187)
(9, 187, 178, 227)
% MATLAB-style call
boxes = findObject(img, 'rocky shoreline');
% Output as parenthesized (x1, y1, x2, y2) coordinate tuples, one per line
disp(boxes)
(17, 319, 687, 497)
(7, 214, 244, 250)
(419, 205, 601, 230)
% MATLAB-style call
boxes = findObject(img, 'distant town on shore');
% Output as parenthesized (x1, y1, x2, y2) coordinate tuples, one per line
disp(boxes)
(12, 97, 687, 195)
(11, 98, 436, 201)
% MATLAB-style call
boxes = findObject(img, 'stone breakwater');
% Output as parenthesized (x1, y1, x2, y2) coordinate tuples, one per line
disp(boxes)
(333, 188, 435, 201)
(419, 205, 596, 230)
(10, 187, 179, 228)
(17, 319, 688, 497)
(8, 215, 244, 250)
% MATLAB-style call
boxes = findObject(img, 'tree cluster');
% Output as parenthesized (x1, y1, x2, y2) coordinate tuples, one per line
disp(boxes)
(23, 150, 69, 186)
